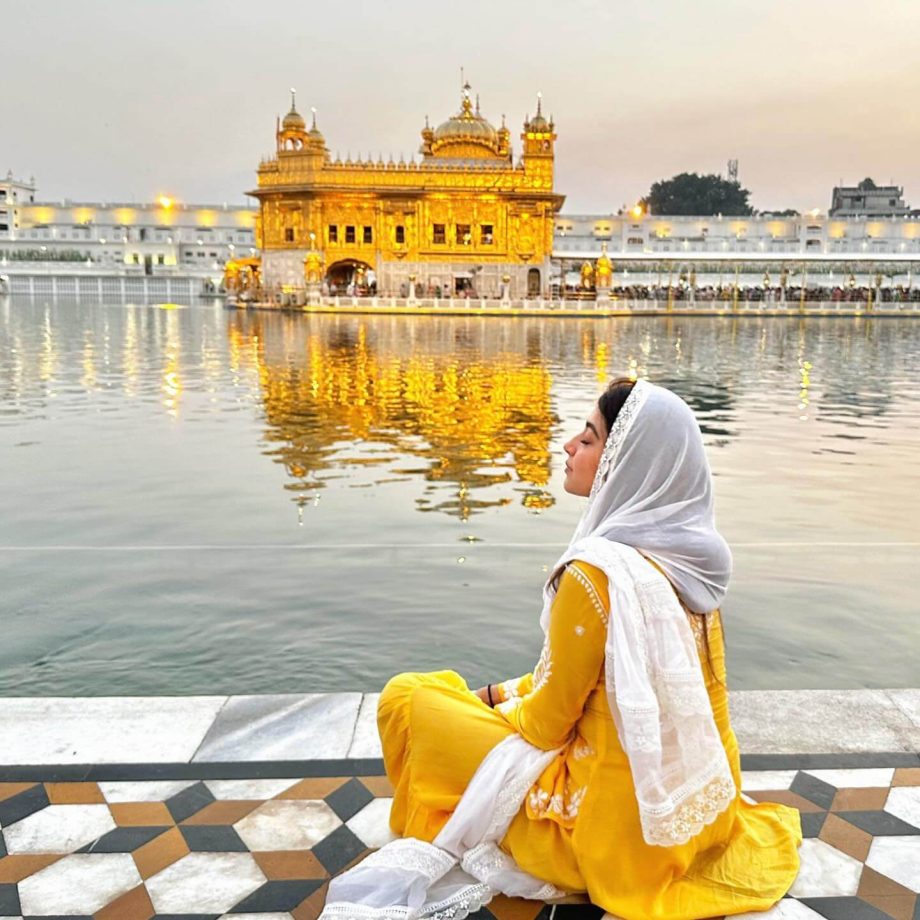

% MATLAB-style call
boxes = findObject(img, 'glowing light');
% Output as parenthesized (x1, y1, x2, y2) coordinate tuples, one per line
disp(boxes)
(631, 204, 644, 219)
(158, 196, 174, 209)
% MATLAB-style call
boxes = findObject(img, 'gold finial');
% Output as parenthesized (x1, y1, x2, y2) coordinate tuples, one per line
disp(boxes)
(290, 87, 297, 111)
(311, 106, 317, 128)
(460, 79, 473, 116)
(536, 91, 543, 116)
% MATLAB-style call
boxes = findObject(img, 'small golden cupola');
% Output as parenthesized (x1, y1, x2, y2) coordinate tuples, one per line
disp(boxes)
(522, 92, 556, 157)
(277, 89, 308, 152)
(307, 108, 324, 144)
(305, 107, 328, 158)
(420, 82, 509, 163)
(496, 114, 511, 158)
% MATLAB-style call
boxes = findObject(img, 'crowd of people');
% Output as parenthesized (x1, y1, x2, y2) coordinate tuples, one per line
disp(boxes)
(595, 284, 920, 304)
(244, 278, 920, 306)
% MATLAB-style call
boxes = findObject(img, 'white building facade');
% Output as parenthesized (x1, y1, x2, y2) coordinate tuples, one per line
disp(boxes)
(830, 180, 911, 217)
(0, 173, 257, 298)
(552, 212, 920, 293)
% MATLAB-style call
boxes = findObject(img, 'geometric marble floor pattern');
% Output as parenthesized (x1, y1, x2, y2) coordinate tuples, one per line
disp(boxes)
(0, 767, 918, 920)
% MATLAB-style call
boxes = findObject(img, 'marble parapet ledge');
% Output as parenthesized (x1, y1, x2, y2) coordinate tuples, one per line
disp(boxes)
(0, 690, 917, 778)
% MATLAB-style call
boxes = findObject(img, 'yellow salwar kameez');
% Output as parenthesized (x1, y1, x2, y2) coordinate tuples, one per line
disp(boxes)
(378, 560, 801, 920)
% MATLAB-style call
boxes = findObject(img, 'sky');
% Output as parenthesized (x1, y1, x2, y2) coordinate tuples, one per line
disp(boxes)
(3, 0, 919, 214)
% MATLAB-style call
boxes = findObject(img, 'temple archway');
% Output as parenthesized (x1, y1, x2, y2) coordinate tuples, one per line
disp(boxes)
(527, 268, 542, 296)
(326, 259, 375, 295)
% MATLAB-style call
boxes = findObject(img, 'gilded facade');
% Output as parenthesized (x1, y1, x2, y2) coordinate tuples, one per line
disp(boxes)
(250, 85, 564, 298)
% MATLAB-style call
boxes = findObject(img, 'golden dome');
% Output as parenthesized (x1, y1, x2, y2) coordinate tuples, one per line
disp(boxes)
(308, 108, 325, 143)
(527, 93, 549, 130)
(282, 89, 306, 131)
(433, 83, 498, 146)
(283, 106, 306, 131)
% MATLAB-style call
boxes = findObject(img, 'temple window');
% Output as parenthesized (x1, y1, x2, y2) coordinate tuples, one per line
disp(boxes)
(284, 227, 294, 242)
(363, 226, 373, 244)
(481, 224, 494, 245)
(456, 224, 471, 245)
(395, 225, 406, 244)
(433, 223, 446, 245)
(329, 225, 338, 243)
(345, 225, 356, 244)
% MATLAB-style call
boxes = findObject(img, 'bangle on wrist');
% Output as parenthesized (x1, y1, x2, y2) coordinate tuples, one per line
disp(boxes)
(487, 684, 495, 707)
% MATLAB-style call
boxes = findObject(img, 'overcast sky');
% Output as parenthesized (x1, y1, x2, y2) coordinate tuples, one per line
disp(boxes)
(4, 0, 918, 213)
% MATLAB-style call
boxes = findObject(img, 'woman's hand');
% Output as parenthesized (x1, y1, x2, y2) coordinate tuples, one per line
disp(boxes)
(474, 685, 494, 707)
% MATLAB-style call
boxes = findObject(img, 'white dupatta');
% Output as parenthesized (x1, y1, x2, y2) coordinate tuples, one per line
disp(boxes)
(321, 379, 735, 920)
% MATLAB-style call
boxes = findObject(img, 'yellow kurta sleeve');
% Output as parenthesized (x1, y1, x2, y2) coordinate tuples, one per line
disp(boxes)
(493, 673, 533, 703)
(495, 563, 608, 750)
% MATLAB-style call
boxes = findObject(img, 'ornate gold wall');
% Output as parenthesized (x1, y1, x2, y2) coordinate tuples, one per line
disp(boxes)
(250, 85, 564, 297)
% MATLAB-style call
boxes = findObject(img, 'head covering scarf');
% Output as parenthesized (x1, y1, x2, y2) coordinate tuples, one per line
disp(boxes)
(540, 378, 735, 846)
(566, 377, 732, 612)
(320, 379, 736, 920)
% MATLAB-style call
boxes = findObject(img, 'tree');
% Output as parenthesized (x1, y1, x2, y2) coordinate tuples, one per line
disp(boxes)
(641, 172, 753, 216)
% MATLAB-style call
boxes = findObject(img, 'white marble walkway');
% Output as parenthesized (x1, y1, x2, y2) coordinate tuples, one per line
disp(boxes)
(0, 689, 917, 765)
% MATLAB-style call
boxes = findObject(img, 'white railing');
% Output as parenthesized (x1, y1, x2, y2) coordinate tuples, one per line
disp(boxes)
(241, 294, 920, 314)
(2, 274, 216, 300)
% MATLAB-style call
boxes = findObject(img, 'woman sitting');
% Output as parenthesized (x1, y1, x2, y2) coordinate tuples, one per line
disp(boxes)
(322, 377, 801, 920)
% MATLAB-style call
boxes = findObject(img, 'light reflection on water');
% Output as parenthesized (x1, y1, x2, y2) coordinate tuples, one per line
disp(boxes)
(1, 299, 918, 695)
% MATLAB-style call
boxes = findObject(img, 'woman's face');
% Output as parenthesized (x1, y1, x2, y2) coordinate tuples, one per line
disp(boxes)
(563, 404, 607, 497)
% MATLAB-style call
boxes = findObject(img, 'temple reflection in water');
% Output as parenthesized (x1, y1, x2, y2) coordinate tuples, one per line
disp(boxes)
(1, 300, 913, 528)
(228, 313, 559, 520)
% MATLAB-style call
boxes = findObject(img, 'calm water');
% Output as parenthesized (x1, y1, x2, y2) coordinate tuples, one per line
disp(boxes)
(1, 299, 918, 695)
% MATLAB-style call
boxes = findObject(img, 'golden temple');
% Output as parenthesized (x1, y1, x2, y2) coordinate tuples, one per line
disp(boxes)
(249, 83, 564, 300)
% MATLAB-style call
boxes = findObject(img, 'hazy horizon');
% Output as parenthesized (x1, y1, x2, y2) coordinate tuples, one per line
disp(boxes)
(3, 0, 918, 214)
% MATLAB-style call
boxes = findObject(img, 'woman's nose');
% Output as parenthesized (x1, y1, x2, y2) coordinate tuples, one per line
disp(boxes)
(563, 439, 575, 456)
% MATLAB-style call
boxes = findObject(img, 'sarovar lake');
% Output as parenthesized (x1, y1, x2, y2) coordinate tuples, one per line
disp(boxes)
(1, 300, 918, 695)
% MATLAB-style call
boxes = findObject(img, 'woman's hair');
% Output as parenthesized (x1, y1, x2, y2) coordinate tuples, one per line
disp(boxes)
(597, 377, 637, 438)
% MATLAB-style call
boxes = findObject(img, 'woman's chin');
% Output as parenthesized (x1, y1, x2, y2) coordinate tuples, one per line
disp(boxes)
(563, 477, 590, 498)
